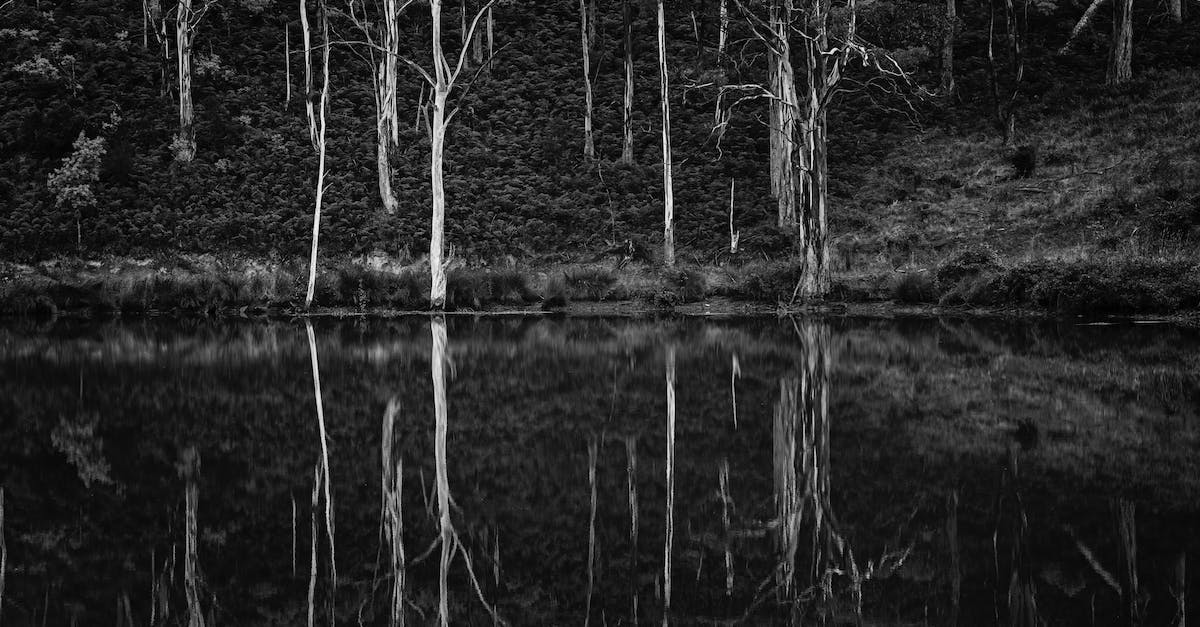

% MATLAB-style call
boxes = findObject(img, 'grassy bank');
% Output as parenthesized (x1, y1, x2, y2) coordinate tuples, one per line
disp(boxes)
(3, 251, 1200, 317)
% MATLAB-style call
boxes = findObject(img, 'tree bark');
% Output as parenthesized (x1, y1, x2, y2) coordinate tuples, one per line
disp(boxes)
(1169, 0, 1182, 23)
(770, 0, 798, 228)
(377, 0, 401, 215)
(1107, 0, 1133, 84)
(430, 0, 450, 308)
(581, 0, 596, 160)
(285, 24, 292, 108)
(718, 0, 728, 56)
(942, 0, 956, 95)
(657, 0, 674, 267)
(175, 0, 196, 162)
(621, 0, 635, 164)
(487, 6, 494, 58)
(302, 0, 331, 309)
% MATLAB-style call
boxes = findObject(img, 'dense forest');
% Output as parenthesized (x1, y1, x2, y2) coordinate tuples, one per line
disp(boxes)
(2, 0, 1199, 311)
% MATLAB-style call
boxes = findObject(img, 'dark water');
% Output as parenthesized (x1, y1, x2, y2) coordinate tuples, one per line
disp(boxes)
(0, 315, 1197, 626)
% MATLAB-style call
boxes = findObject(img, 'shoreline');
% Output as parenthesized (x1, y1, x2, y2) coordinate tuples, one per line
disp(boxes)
(3, 255, 1200, 324)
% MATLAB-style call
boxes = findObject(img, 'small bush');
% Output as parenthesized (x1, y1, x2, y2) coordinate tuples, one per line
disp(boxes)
(565, 267, 618, 301)
(446, 269, 484, 310)
(487, 269, 536, 305)
(892, 271, 936, 304)
(542, 273, 569, 309)
(935, 248, 1003, 293)
(670, 267, 707, 303)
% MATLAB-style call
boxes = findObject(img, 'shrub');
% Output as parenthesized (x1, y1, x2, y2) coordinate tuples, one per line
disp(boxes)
(935, 248, 1003, 293)
(487, 269, 536, 305)
(565, 267, 617, 300)
(891, 271, 936, 304)
(542, 273, 569, 309)
(670, 267, 707, 303)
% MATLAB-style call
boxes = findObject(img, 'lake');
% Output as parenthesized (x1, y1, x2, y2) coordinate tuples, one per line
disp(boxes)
(0, 315, 1196, 625)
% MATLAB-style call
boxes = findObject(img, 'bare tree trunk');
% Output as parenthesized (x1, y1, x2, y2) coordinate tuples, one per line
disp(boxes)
(1058, 0, 1108, 54)
(377, 0, 401, 215)
(1169, 0, 1182, 23)
(942, 0, 956, 95)
(770, 0, 798, 228)
(657, 0, 674, 267)
(588, 0, 598, 52)
(718, 0, 728, 56)
(663, 345, 676, 621)
(175, 0, 196, 162)
(430, 318, 451, 627)
(1107, 0, 1133, 84)
(487, 6, 494, 58)
(581, 0, 596, 160)
(302, 0, 331, 309)
(285, 24, 292, 108)
(621, 0, 635, 164)
(430, 0, 450, 308)
(430, 88, 448, 308)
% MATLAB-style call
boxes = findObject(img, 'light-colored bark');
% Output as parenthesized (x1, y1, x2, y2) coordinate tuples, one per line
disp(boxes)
(431, 318, 451, 627)
(581, 0, 596, 160)
(768, 0, 798, 228)
(657, 0, 674, 267)
(175, 0, 196, 162)
(376, 0, 403, 214)
(382, 399, 407, 627)
(621, 0, 635, 164)
(663, 345, 676, 621)
(1169, 0, 1182, 22)
(285, 24, 292, 107)
(1107, 0, 1133, 84)
(718, 0, 729, 55)
(624, 437, 639, 620)
(1057, 0, 1108, 55)
(487, 6, 494, 58)
(942, 0, 956, 95)
(420, 0, 495, 308)
(302, 0, 331, 309)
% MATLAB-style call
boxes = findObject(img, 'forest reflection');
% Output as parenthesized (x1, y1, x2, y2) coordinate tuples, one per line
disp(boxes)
(0, 316, 1196, 625)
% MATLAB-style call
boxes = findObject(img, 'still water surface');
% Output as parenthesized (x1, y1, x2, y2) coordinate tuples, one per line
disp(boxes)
(0, 316, 1196, 625)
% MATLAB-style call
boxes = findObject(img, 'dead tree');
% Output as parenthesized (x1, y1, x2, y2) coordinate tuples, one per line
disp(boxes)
(301, 0, 332, 308)
(621, 0, 636, 163)
(657, 0, 675, 267)
(581, 0, 596, 159)
(172, 0, 217, 162)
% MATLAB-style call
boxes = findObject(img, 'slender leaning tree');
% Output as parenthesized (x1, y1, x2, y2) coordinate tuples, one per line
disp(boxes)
(301, 0, 332, 308)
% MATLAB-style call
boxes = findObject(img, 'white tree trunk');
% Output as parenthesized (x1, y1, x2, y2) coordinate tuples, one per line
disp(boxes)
(657, 0, 674, 267)
(285, 24, 291, 107)
(175, 0, 196, 162)
(718, 0, 728, 56)
(663, 345, 676, 620)
(621, 0, 635, 164)
(430, 0, 450, 308)
(770, 0, 798, 228)
(303, 0, 331, 309)
(430, 90, 448, 308)
(377, 0, 401, 214)
(581, 0, 596, 160)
